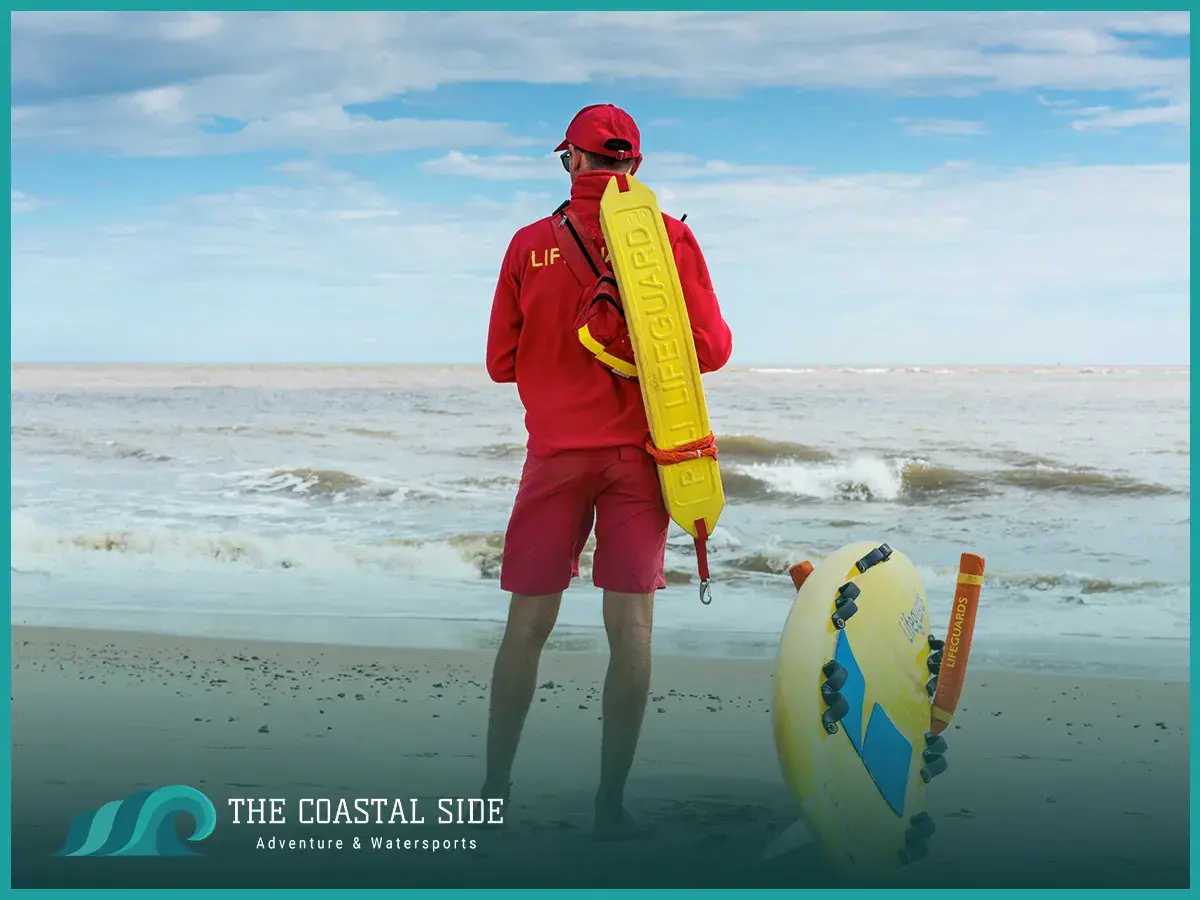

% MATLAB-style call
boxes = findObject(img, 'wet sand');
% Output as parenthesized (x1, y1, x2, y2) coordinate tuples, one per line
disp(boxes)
(11, 626, 1190, 888)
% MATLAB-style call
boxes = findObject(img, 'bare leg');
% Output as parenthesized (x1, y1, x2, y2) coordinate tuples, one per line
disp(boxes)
(482, 592, 562, 801)
(593, 588, 654, 839)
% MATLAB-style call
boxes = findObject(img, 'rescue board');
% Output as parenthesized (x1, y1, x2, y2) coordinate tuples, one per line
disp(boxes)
(770, 542, 985, 882)
(598, 174, 724, 601)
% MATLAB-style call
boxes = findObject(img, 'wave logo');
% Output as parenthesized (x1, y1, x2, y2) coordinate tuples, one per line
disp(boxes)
(55, 785, 217, 858)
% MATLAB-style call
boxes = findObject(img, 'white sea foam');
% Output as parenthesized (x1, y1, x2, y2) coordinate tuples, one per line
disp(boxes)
(10, 511, 482, 581)
(732, 457, 908, 502)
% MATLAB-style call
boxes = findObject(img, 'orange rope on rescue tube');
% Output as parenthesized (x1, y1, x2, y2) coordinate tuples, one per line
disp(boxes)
(644, 432, 720, 605)
(644, 433, 719, 466)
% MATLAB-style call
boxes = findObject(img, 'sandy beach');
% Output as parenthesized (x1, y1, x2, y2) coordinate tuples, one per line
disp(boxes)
(11, 625, 1189, 889)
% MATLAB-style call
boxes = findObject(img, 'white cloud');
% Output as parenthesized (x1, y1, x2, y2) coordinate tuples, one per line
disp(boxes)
(158, 12, 224, 41)
(11, 190, 50, 214)
(419, 150, 800, 182)
(10, 12, 1190, 156)
(13, 98, 530, 157)
(419, 150, 562, 181)
(11, 159, 1189, 364)
(896, 117, 988, 137)
(1039, 83, 1191, 132)
(1036, 95, 1078, 109)
(131, 85, 187, 118)
(1069, 98, 1191, 131)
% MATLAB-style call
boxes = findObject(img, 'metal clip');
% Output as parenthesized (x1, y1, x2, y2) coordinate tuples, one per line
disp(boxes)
(699, 580, 713, 606)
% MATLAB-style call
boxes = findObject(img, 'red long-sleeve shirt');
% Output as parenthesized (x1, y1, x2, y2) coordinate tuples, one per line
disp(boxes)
(486, 170, 733, 455)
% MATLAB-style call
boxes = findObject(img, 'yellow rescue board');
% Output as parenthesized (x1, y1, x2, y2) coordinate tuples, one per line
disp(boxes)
(772, 541, 936, 882)
(598, 174, 724, 541)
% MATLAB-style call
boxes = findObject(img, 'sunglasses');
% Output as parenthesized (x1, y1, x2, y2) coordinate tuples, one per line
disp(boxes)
(560, 150, 572, 172)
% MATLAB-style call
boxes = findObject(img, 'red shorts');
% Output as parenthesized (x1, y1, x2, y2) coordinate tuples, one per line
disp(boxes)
(500, 446, 669, 596)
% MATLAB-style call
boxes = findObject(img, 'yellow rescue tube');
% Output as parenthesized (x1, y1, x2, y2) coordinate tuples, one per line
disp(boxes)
(597, 174, 725, 556)
(772, 541, 939, 881)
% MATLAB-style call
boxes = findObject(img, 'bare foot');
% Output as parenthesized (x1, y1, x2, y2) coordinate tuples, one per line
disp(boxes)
(474, 782, 512, 830)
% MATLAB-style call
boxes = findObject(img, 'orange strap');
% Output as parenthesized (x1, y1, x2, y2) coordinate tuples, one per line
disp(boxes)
(644, 432, 719, 466)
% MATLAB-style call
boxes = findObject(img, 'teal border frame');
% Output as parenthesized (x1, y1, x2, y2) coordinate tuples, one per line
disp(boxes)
(4, 1, 1196, 9)
(4, 5, 13, 895)
(3, 2, 1194, 896)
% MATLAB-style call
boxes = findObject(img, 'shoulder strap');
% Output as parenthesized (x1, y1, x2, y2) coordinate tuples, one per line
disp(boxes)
(550, 201, 610, 288)
(562, 204, 609, 270)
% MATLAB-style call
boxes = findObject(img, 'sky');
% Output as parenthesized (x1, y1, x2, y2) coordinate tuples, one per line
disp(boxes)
(10, 11, 1191, 366)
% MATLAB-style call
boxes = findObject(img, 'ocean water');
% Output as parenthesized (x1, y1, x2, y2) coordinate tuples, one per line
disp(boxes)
(10, 364, 1191, 676)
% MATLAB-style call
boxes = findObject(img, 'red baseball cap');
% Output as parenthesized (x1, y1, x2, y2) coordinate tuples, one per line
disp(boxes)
(555, 104, 642, 160)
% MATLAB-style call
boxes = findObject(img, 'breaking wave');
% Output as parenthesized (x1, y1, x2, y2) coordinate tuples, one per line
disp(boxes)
(9, 515, 706, 586)
(985, 449, 1072, 469)
(724, 457, 986, 504)
(721, 551, 793, 576)
(983, 571, 1171, 596)
(237, 468, 381, 498)
(722, 457, 1178, 504)
(11, 512, 483, 580)
(11, 513, 1180, 618)
(993, 467, 1179, 497)
(718, 435, 833, 463)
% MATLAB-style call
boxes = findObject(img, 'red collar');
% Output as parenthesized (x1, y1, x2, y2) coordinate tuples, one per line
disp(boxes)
(569, 170, 621, 207)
